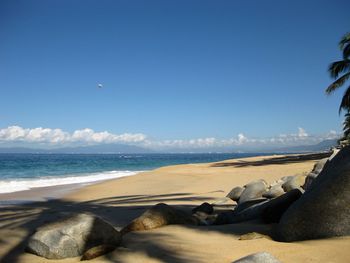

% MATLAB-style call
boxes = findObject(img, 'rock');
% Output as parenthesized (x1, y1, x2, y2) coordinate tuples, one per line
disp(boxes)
(263, 184, 285, 199)
(232, 252, 281, 263)
(234, 198, 268, 214)
(211, 197, 235, 205)
(81, 244, 116, 261)
(214, 199, 270, 225)
(281, 174, 306, 192)
(262, 189, 303, 223)
(238, 232, 271, 240)
(121, 203, 197, 234)
(312, 158, 328, 174)
(26, 213, 122, 259)
(278, 146, 350, 241)
(303, 158, 330, 190)
(328, 148, 340, 160)
(238, 180, 268, 204)
(211, 197, 236, 212)
(302, 172, 318, 191)
(226, 186, 245, 201)
(192, 202, 213, 215)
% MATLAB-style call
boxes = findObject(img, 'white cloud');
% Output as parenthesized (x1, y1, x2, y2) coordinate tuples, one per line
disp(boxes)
(0, 126, 341, 149)
(0, 126, 146, 145)
(298, 127, 308, 137)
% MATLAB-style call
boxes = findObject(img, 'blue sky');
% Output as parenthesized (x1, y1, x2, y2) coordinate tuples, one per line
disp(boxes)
(0, 0, 349, 150)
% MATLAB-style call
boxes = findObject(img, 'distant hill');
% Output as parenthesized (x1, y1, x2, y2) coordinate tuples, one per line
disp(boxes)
(0, 144, 153, 154)
(0, 139, 338, 154)
(269, 139, 338, 153)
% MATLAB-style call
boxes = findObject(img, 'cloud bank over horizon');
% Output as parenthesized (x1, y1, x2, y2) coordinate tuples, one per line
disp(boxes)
(0, 125, 340, 150)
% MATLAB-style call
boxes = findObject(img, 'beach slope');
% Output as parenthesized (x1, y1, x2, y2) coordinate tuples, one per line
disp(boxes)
(0, 154, 349, 262)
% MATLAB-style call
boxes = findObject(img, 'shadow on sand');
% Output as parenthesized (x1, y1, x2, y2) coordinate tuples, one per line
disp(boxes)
(211, 152, 331, 168)
(0, 192, 274, 263)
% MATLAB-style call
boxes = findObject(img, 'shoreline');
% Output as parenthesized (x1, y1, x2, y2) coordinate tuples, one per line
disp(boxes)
(2, 152, 349, 263)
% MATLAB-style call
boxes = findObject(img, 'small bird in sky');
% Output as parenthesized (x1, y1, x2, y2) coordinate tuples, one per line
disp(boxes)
(97, 83, 103, 88)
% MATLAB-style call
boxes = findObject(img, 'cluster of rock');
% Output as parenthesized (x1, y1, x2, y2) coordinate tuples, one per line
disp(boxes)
(25, 147, 349, 260)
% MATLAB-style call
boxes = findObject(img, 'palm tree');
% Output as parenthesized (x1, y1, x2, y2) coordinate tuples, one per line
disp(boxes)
(326, 33, 350, 145)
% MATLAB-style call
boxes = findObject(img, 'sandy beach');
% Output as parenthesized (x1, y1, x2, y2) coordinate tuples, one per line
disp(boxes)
(0, 153, 349, 263)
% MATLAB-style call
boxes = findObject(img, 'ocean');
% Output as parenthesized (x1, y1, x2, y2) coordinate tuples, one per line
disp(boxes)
(0, 153, 267, 194)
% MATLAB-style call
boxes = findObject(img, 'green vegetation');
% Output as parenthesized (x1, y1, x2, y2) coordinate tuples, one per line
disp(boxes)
(326, 33, 350, 145)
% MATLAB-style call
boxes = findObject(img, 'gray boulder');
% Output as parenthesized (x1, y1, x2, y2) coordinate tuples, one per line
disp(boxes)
(302, 158, 329, 191)
(278, 146, 350, 241)
(232, 252, 281, 263)
(226, 186, 245, 201)
(26, 213, 122, 259)
(281, 174, 306, 192)
(263, 184, 285, 199)
(312, 158, 328, 174)
(121, 203, 197, 234)
(238, 180, 268, 204)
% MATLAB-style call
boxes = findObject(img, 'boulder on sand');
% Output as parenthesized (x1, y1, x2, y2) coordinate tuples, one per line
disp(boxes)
(26, 213, 122, 259)
(121, 203, 197, 234)
(226, 186, 245, 201)
(192, 202, 214, 215)
(281, 174, 306, 192)
(303, 157, 329, 191)
(262, 189, 303, 223)
(263, 184, 285, 199)
(238, 180, 268, 204)
(278, 146, 350, 241)
(232, 252, 281, 263)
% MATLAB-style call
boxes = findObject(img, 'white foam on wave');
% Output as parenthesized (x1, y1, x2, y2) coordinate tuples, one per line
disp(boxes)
(0, 170, 142, 194)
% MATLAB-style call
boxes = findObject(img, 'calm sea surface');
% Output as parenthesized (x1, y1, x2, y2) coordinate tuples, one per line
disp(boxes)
(0, 153, 268, 193)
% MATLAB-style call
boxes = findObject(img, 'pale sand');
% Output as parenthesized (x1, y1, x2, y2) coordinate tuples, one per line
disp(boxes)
(0, 154, 349, 263)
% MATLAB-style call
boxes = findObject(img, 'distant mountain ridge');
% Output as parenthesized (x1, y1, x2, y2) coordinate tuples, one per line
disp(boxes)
(271, 139, 338, 153)
(0, 144, 153, 154)
(0, 139, 338, 154)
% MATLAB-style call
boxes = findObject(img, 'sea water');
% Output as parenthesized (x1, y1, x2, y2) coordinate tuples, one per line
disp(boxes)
(0, 153, 265, 194)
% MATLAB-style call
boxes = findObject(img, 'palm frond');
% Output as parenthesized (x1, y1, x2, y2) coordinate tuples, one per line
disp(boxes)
(326, 72, 350, 94)
(339, 33, 350, 50)
(328, 60, 350, 79)
(343, 43, 350, 59)
(339, 86, 350, 114)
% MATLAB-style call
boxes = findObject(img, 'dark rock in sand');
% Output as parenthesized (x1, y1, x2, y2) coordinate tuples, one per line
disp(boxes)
(26, 213, 122, 259)
(278, 146, 350, 241)
(214, 199, 270, 225)
(226, 186, 245, 201)
(192, 202, 214, 215)
(238, 180, 268, 204)
(234, 198, 268, 214)
(232, 252, 281, 263)
(81, 244, 116, 261)
(121, 203, 197, 234)
(262, 188, 303, 223)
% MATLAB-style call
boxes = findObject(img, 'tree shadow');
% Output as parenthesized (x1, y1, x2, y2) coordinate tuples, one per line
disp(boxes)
(211, 152, 331, 168)
(0, 193, 219, 263)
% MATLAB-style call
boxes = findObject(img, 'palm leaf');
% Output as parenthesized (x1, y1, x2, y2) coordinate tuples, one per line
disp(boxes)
(339, 33, 350, 50)
(328, 60, 350, 79)
(326, 72, 350, 94)
(339, 86, 350, 114)
(343, 43, 350, 59)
